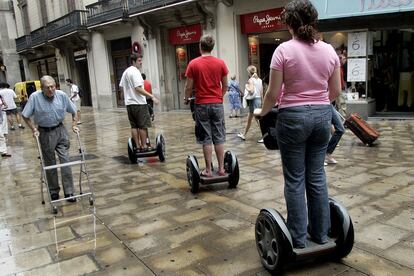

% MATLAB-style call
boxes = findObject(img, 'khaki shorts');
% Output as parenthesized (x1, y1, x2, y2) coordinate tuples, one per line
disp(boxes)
(126, 104, 151, 129)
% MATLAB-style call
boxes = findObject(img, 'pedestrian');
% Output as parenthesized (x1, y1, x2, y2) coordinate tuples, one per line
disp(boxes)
(119, 54, 159, 153)
(228, 74, 242, 118)
(237, 65, 263, 142)
(141, 73, 154, 121)
(65, 79, 82, 124)
(336, 53, 347, 116)
(184, 34, 229, 177)
(325, 105, 344, 165)
(0, 82, 25, 130)
(22, 75, 79, 202)
(255, 0, 341, 248)
(0, 95, 11, 158)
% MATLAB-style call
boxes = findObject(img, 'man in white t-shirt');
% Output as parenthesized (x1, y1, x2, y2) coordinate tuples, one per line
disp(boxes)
(66, 79, 81, 124)
(0, 94, 11, 157)
(119, 54, 159, 152)
(0, 82, 25, 130)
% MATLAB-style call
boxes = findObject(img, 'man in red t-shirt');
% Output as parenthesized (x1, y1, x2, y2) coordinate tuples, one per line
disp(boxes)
(184, 34, 229, 177)
(142, 73, 154, 121)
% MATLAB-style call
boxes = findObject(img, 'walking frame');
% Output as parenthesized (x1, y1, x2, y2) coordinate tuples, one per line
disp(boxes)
(35, 130, 94, 214)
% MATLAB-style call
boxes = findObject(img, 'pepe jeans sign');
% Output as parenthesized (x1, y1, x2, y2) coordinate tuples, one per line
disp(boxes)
(241, 8, 285, 34)
(169, 24, 201, 45)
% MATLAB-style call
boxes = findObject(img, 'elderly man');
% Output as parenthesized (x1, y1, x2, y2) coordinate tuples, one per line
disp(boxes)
(22, 75, 79, 202)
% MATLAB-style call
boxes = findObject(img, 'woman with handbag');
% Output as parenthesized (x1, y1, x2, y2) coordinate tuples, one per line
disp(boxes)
(237, 65, 263, 141)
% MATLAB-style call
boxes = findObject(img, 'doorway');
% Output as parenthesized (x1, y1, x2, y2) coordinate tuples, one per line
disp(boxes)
(111, 37, 132, 107)
(75, 58, 92, 106)
(175, 42, 200, 109)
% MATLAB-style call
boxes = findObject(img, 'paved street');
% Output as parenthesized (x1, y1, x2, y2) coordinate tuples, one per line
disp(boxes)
(0, 107, 413, 275)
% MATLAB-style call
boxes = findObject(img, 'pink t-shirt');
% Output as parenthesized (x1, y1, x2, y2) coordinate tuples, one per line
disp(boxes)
(270, 39, 340, 109)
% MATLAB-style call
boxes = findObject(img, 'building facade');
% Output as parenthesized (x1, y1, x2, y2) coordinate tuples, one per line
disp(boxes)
(0, 0, 20, 86)
(12, 0, 291, 111)
(12, 0, 413, 116)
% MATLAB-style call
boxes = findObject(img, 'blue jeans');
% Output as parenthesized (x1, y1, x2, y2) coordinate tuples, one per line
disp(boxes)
(276, 105, 332, 248)
(327, 105, 345, 154)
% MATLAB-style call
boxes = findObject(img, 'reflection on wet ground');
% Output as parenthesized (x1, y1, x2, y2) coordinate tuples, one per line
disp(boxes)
(0, 107, 413, 275)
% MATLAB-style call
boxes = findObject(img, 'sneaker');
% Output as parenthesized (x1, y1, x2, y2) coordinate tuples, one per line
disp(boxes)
(77, 121, 82, 125)
(18, 124, 25, 129)
(324, 162, 328, 166)
(51, 194, 59, 201)
(257, 138, 264, 143)
(325, 154, 338, 164)
(1, 153, 11, 158)
(10, 126, 15, 130)
(237, 132, 246, 140)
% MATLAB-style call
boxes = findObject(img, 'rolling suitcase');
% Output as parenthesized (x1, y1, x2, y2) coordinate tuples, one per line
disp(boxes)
(343, 113, 379, 146)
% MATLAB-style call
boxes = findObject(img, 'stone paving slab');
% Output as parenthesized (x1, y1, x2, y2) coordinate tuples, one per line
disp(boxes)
(1, 108, 414, 275)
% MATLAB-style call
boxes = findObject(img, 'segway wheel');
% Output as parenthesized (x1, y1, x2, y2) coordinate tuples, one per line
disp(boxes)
(157, 134, 166, 162)
(127, 138, 137, 164)
(329, 199, 354, 259)
(224, 151, 239, 188)
(186, 156, 199, 194)
(255, 210, 286, 274)
(89, 197, 94, 206)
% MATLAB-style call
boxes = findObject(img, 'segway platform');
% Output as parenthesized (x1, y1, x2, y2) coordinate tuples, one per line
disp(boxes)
(186, 151, 239, 193)
(127, 133, 166, 164)
(255, 197, 354, 274)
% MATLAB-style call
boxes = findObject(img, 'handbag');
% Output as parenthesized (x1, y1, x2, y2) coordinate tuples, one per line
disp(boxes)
(242, 94, 248, 108)
(258, 107, 279, 150)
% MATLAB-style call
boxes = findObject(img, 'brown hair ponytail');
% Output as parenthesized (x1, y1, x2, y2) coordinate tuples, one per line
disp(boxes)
(283, 0, 319, 44)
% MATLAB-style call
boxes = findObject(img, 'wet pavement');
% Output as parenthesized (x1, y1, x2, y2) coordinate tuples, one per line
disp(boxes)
(0, 107, 413, 275)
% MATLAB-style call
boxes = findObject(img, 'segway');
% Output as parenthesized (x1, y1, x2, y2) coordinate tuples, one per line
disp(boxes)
(127, 134, 165, 164)
(255, 197, 354, 274)
(255, 108, 354, 273)
(186, 151, 239, 193)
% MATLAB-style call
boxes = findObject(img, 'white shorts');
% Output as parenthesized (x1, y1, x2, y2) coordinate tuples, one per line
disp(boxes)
(72, 100, 81, 111)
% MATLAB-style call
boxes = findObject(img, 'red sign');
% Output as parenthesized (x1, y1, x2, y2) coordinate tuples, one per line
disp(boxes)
(240, 8, 285, 34)
(169, 24, 202, 45)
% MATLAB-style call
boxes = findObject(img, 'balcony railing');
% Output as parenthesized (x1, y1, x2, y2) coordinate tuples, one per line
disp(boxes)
(15, 35, 32, 52)
(46, 10, 88, 40)
(31, 27, 47, 47)
(86, 0, 128, 27)
(128, 0, 185, 15)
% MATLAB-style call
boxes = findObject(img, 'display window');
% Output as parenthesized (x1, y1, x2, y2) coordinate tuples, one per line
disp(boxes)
(323, 30, 414, 113)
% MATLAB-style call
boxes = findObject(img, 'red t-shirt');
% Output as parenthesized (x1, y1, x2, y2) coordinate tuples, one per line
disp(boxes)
(144, 80, 152, 94)
(185, 55, 229, 104)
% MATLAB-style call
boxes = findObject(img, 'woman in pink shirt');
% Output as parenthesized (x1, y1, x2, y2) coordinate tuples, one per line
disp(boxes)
(256, 0, 341, 248)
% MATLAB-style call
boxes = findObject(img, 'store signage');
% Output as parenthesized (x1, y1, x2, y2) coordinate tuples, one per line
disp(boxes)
(74, 49, 87, 57)
(348, 32, 367, 57)
(347, 58, 367, 82)
(311, 0, 414, 19)
(240, 8, 285, 34)
(169, 24, 202, 45)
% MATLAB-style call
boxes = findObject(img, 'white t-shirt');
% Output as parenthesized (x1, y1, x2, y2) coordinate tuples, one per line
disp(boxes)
(70, 84, 80, 102)
(0, 88, 17, 110)
(119, 66, 146, 105)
